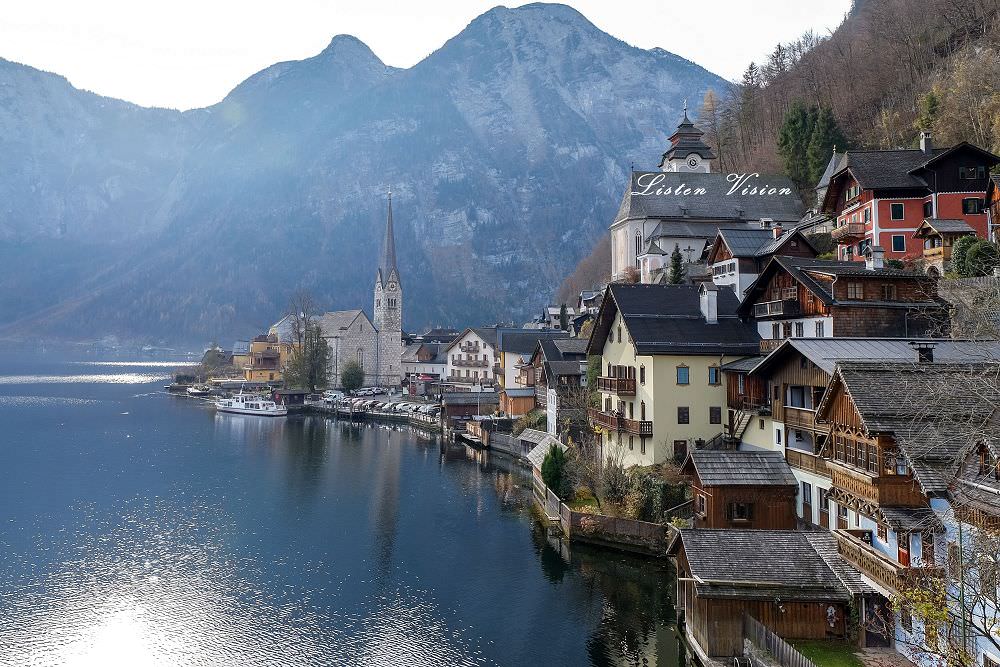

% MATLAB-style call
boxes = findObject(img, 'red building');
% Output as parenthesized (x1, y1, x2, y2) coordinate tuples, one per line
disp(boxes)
(822, 133, 1000, 266)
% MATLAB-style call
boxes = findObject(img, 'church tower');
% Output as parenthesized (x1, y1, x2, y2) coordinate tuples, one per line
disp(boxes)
(659, 102, 716, 173)
(373, 193, 402, 387)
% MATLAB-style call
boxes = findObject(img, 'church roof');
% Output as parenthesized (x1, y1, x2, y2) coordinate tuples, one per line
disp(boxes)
(376, 194, 399, 287)
(615, 171, 804, 225)
(317, 309, 373, 334)
(659, 111, 716, 167)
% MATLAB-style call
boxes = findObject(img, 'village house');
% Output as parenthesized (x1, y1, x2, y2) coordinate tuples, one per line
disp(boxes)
(610, 112, 804, 284)
(704, 223, 818, 299)
(443, 327, 498, 391)
(912, 218, 978, 275)
(400, 341, 449, 395)
(522, 338, 588, 436)
(441, 391, 499, 429)
(737, 253, 947, 352)
(821, 133, 1000, 266)
(243, 334, 287, 384)
(814, 359, 1000, 659)
(493, 329, 572, 416)
(680, 449, 798, 530)
(587, 282, 760, 466)
(669, 529, 873, 661)
(230, 340, 250, 369)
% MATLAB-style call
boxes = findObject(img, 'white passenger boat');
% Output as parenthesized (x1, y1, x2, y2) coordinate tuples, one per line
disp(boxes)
(215, 392, 287, 416)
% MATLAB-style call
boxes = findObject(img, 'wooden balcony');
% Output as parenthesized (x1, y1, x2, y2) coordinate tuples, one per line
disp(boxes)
(783, 405, 817, 431)
(753, 299, 800, 319)
(597, 376, 636, 396)
(834, 529, 943, 595)
(588, 408, 652, 436)
(760, 338, 783, 353)
(923, 246, 951, 260)
(831, 222, 867, 242)
(453, 358, 488, 367)
(785, 448, 831, 478)
(831, 463, 927, 507)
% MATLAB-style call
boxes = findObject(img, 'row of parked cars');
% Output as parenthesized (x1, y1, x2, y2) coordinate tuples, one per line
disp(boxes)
(333, 395, 441, 418)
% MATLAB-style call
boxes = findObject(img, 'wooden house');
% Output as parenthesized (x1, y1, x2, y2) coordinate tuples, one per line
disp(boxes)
(705, 224, 817, 299)
(669, 529, 872, 661)
(912, 218, 978, 276)
(680, 450, 798, 529)
(526, 338, 587, 436)
(498, 387, 536, 417)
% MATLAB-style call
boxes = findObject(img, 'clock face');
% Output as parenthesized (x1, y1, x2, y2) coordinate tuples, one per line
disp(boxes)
(687, 154, 701, 168)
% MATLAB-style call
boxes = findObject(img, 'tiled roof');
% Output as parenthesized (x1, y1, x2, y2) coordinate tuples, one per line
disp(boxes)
(716, 228, 775, 257)
(615, 171, 804, 224)
(915, 218, 976, 235)
(552, 338, 588, 356)
(501, 388, 535, 398)
(595, 284, 760, 356)
(721, 356, 763, 372)
(318, 309, 369, 333)
(497, 329, 570, 354)
(526, 436, 566, 470)
(803, 532, 877, 596)
(685, 450, 797, 486)
(442, 392, 499, 406)
(835, 149, 942, 190)
(673, 529, 853, 601)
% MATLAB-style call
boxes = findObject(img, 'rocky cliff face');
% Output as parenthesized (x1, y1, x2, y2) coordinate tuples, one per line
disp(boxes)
(0, 3, 725, 344)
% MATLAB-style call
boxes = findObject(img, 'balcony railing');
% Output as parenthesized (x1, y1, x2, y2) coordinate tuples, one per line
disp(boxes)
(597, 376, 636, 396)
(446, 375, 492, 385)
(831, 463, 927, 507)
(785, 447, 831, 478)
(753, 299, 801, 318)
(760, 338, 784, 353)
(923, 246, 951, 260)
(831, 222, 867, 241)
(588, 408, 653, 436)
(783, 405, 817, 431)
(459, 343, 481, 353)
(833, 529, 943, 595)
(453, 358, 488, 367)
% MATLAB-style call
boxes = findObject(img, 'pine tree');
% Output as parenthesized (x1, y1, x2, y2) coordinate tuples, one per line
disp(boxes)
(915, 91, 939, 133)
(806, 106, 847, 184)
(668, 244, 686, 284)
(558, 303, 568, 330)
(777, 101, 816, 189)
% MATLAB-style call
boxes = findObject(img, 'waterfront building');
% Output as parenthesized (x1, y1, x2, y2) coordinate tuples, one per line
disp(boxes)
(609, 113, 803, 284)
(243, 334, 286, 383)
(400, 341, 448, 393)
(524, 338, 587, 436)
(820, 133, 1000, 267)
(494, 329, 570, 391)
(231, 340, 250, 369)
(680, 449, 798, 530)
(737, 253, 947, 352)
(669, 528, 872, 661)
(443, 328, 499, 391)
(704, 223, 817, 299)
(586, 282, 759, 466)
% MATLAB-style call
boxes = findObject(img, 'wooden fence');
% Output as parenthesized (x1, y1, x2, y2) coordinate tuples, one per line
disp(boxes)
(743, 615, 817, 667)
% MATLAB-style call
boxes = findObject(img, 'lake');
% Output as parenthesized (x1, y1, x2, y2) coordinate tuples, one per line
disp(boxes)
(0, 357, 684, 666)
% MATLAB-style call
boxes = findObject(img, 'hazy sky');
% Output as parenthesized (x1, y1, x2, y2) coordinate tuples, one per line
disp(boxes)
(1, 0, 852, 110)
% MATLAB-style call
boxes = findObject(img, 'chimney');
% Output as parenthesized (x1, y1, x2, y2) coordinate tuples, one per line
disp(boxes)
(920, 131, 933, 155)
(772, 224, 784, 240)
(865, 246, 885, 271)
(909, 341, 936, 363)
(700, 283, 719, 324)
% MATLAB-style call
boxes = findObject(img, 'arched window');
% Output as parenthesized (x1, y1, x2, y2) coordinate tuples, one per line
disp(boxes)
(357, 348, 364, 367)
(376, 299, 381, 308)
(635, 231, 642, 267)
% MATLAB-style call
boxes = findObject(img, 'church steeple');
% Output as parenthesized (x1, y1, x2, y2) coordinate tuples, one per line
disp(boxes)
(659, 103, 716, 173)
(376, 192, 399, 288)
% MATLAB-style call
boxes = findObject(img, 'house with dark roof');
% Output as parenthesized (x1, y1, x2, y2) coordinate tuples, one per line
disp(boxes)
(524, 337, 588, 436)
(912, 217, 978, 275)
(610, 113, 804, 283)
(680, 449, 798, 529)
(814, 359, 1000, 661)
(401, 341, 449, 394)
(443, 327, 499, 391)
(705, 223, 818, 299)
(587, 282, 759, 465)
(738, 255, 947, 350)
(669, 528, 873, 660)
(821, 133, 1000, 264)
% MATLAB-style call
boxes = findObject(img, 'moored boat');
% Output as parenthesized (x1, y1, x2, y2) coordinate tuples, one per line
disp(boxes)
(187, 384, 212, 397)
(215, 392, 287, 416)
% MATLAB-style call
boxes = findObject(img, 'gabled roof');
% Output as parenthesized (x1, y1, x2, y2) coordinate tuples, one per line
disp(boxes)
(669, 529, 855, 601)
(615, 171, 804, 224)
(318, 309, 372, 334)
(913, 218, 976, 237)
(525, 434, 566, 470)
(588, 283, 760, 357)
(682, 449, 797, 486)
(444, 327, 499, 353)
(497, 329, 569, 355)
(707, 226, 817, 263)
(737, 256, 934, 316)
(815, 151, 845, 191)
(816, 361, 1000, 494)
(232, 340, 250, 355)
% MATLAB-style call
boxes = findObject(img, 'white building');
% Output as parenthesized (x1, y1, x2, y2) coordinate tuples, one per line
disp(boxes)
(443, 328, 498, 392)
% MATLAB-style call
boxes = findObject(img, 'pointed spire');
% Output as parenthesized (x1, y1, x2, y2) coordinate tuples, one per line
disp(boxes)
(377, 190, 398, 286)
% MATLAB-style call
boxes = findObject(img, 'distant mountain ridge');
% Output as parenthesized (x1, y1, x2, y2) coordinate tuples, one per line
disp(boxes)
(0, 3, 726, 345)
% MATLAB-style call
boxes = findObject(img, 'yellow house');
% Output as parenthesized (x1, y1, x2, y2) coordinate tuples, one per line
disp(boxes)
(586, 283, 760, 467)
(243, 334, 287, 383)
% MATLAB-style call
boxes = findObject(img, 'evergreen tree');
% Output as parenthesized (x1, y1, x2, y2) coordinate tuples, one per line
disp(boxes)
(541, 444, 570, 498)
(777, 101, 816, 189)
(951, 235, 979, 277)
(806, 106, 847, 184)
(341, 360, 365, 393)
(668, 244, 686, 284)
(965, 240, 1000, 277)
(915, 91, 939, 133)
(558, 303, 568, 330)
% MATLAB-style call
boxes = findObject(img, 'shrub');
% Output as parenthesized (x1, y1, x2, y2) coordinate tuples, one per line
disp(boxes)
(341, 360, 365, 393)
(951, 235, 978, 277)
(541, 444, 572, 498)
(512, 409, 545, 435)
(965, 240, 1000, 277)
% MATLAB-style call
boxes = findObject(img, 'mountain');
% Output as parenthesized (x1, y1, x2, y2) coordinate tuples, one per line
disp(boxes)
(0, 3, 726, 345)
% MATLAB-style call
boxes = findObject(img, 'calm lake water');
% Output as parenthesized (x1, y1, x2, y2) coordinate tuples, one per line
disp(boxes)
(0, 357, 684, 666)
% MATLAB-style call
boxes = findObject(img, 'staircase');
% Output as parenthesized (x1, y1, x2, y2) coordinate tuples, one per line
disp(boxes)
(725, 410, 754, 445)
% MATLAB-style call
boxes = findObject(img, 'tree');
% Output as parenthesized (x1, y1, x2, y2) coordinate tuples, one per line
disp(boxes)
(541, 444, 570, 498)
(952, 235, 980, 277)
(283, 291, 330, 391)
(964, 240, 1000, 277)
(559, 303, 569, 330)
(915, 90, 940, 132)
(341, 360, 365, 393)
(806, 106, 847, 184)
(777, 101, 816, 189)
(668, 244, 686, 284)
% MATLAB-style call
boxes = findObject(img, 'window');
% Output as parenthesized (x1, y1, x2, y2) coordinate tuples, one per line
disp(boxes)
(881, 284, 897, 300)
(890, 202, 905, 220)
(847, 282, 864, 299)
(628, 435, 634, 450)
(815, 320, 825, 337)
(963, 197, 984, 214)
(845, 184, 861, 201)
(676, 365, 689, 385)
(959, 165, 986, 180)
(759, 418, 765, 430)
(635, 231, 642, 260)
(617, 325, 622, 342)
(696, 494, 706, 514)
(818, 488, 830, 515)
(772, 323, 781, 339)
(640, 439, 646, 455)
(639, 365, 645, 385)
(677, 407, 689, 424)
(923, 200, 933, 218)
(794, 322, 804, 337)
(891, 235, 906, 252)
(801, 481, 812, 507)
(877, 523, 888, 542)
(863, 208, 871, 223)
(728, 502, 754, 521)
(640, 401, 646, 420)
(782, 322, 792, 338)
(776, 429, 782, 445)
(710, 407, 722, 424)
(737, 374, 745, 394)
(708, 367, 720, 385)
